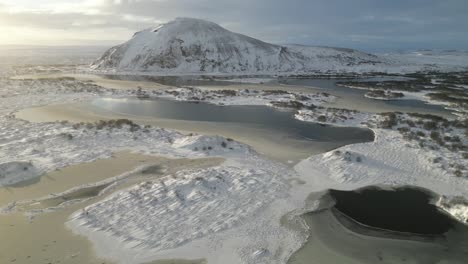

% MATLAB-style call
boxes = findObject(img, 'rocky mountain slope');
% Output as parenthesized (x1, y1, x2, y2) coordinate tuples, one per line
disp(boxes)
(91, 17, 385, 74)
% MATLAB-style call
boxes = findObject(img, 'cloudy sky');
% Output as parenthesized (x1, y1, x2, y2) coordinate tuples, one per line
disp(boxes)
(0, 0, 466, 51)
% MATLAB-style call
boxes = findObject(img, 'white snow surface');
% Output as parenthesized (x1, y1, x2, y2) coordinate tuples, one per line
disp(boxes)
(0, 76, 334, 189)
(66, 154, 308, 264)
(0, 116, 184, 187)
(382, 50, 468, 71)
(212, 77, 275, 84)
(295, 108, 372, 127)
(437, 196, 468, 224)
(69, 166, 289, 251)
(0, 75, 309, 264)
(295, 128, 468, 196)
(2, 78, 300, 188)
(2, 70, 467, 263)
(152, 86, 333, 107)
(295, 110, 468, 223)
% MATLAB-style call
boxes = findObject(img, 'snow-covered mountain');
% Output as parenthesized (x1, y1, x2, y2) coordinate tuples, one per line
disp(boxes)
(91, 17, 385, 74)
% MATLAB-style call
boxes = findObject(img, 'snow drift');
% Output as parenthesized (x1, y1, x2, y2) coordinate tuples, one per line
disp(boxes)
(91, 18, 384, 74)
(68, 166, 289, 251)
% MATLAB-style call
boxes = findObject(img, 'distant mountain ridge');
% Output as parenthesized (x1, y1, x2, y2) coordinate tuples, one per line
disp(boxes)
(91, 17, 386, 74)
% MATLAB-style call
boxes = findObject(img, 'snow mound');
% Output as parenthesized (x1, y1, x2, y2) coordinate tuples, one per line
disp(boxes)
(295, 129, 468, 196)
(324, 150, 366, 163)
(68, 166, 288, 251)
(91, 17, 385, 74)
(0, 161, 40, 186)
(173, 134, 252, 155)
(296, 108, 371, 127)
(437, 196, 468, 224)
(319, 150, 370, 183)
(252, 248, 271, 258)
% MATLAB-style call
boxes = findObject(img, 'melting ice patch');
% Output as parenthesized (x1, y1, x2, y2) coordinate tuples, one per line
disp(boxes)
(0, 161, 40, 186)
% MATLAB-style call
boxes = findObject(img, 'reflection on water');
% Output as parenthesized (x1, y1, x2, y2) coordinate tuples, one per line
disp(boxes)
(102, 74, 251, 87)
(281, 78, 453, 117)
(100, 74, 453, 118)
(89, 97, 374, 163)
(91, 97, 374, 143)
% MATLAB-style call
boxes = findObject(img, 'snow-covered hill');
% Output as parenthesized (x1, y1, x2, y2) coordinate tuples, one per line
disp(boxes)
(91, 18, 385, 74)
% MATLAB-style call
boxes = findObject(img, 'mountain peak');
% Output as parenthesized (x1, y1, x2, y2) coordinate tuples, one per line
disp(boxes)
(144, 17, 230, 37)
(172, 17, 221, 25)
(92, 18, 384, 73)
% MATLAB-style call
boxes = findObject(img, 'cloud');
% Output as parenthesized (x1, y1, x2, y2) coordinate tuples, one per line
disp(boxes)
(0, 0, 466, 49)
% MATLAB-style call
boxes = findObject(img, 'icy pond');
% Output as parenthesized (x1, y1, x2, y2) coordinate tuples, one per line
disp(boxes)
(280, 78, 454, 117)
(330, 186, 456, 235)
(288, 186, 468, 264)
(86, 97, 375, 162)
(90, 97, 373, 143)
(100, 74, 454, 118)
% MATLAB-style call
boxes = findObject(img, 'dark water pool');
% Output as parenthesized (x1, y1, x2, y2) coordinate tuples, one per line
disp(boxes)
(330, 186, 455, 235)
(289, 186, 468, 264)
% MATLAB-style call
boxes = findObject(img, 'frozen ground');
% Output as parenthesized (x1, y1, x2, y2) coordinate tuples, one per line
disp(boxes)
(150, 86, 333, 107)
(69, 165, 291, 256)
(210, 77, 275, 84)
(0, 73, 310, 264)
(4, 77, 315, 187)
(337, 75, 468, 117)
(296, 109, 468, 223)
(296, 129, 467, 195)
(1, 67, 467, 263)
(382, 50, 468, 71)
(296, 107, 373, 127)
